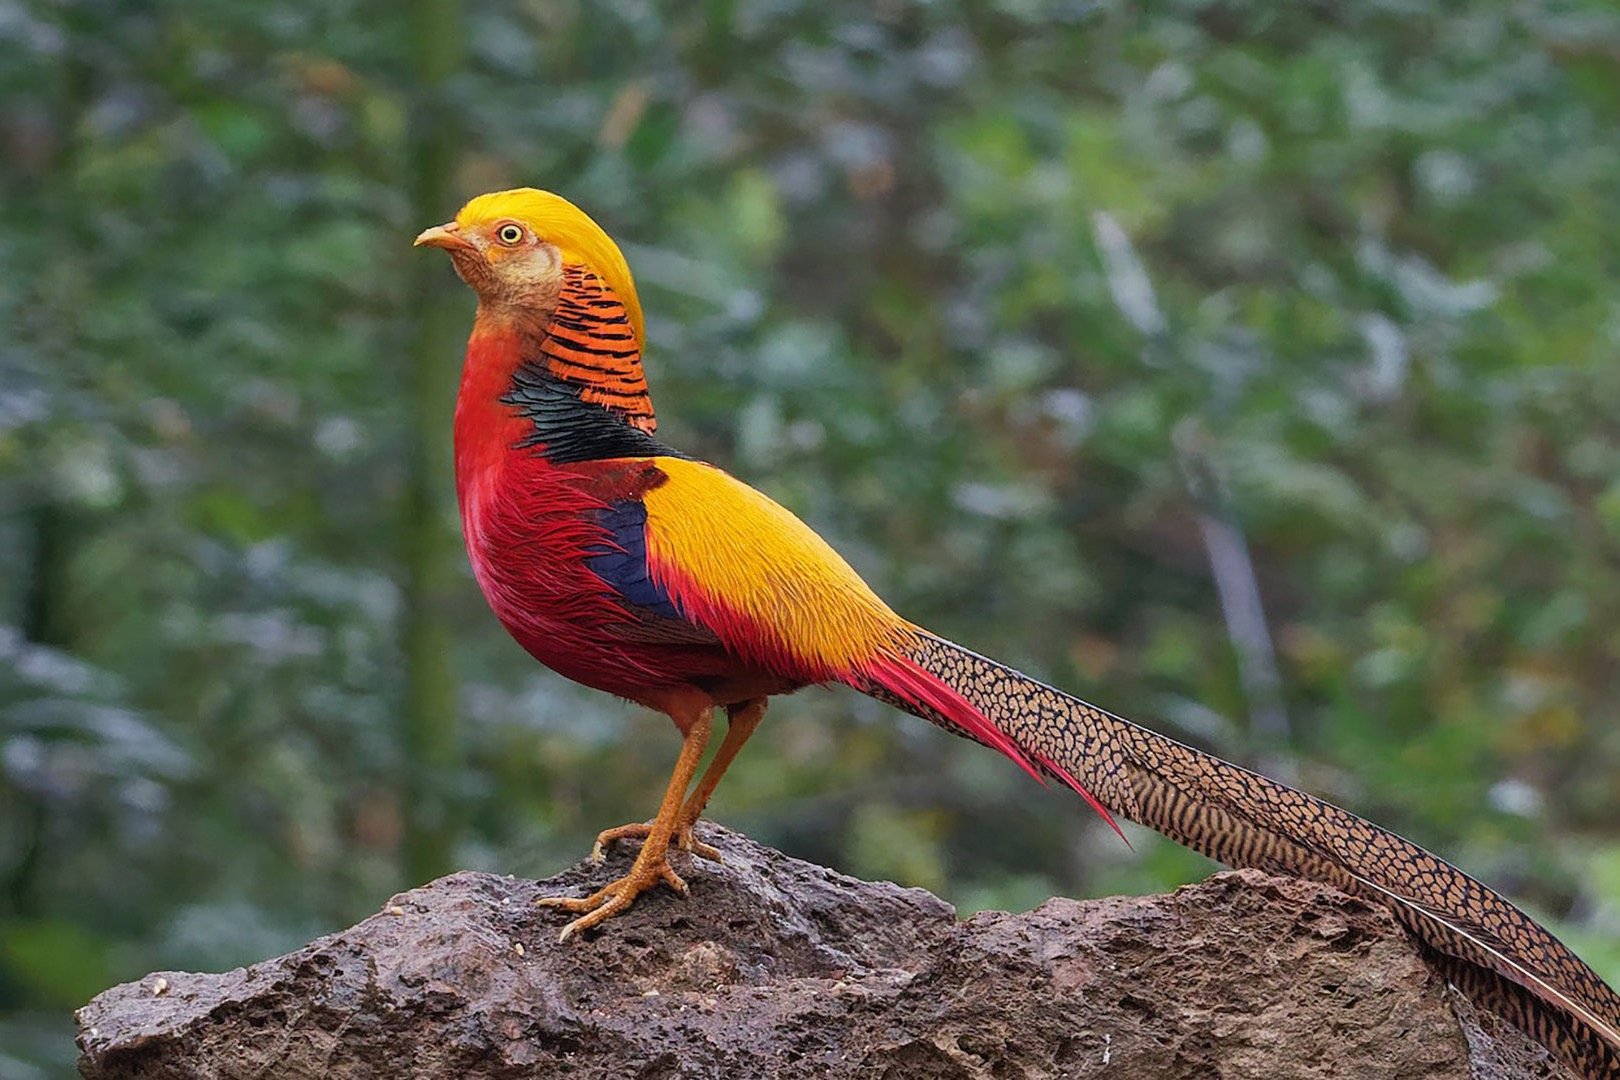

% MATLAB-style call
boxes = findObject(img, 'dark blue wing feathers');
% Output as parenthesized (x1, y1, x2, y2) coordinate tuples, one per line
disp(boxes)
(585, 499, 685, 621)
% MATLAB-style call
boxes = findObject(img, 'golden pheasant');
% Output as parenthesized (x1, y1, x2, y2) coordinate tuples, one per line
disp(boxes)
(416, 188, 1620, 1078)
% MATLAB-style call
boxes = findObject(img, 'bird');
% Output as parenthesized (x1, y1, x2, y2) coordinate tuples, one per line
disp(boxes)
(417, 187, 1620, 1078)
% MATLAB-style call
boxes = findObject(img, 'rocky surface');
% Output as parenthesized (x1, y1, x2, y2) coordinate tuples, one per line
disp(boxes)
(77, 825, 1570, 1078)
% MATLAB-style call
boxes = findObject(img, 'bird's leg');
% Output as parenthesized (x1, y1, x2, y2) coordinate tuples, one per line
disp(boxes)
(674, 697, 765, 851)
(592, 698, 766, 863)
(539, 708, 713, 942)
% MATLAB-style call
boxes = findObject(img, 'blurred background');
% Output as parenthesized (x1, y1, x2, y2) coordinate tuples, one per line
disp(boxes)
(3, 0, 1620, 1074)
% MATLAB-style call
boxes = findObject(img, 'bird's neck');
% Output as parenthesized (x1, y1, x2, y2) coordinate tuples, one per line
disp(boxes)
(455, 264, 668, 480)
(526, 262, 656, 433)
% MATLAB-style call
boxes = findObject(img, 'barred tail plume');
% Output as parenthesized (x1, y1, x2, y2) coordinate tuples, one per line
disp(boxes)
(861, 631, 1620, 1078)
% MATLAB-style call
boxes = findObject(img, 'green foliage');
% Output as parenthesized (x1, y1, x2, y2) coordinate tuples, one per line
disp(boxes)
(4, 1, 1620, 1074)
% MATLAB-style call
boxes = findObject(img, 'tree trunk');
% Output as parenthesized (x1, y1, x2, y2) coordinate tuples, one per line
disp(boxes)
(398, 0, 465, 887)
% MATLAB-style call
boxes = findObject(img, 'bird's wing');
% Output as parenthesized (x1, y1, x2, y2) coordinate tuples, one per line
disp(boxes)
(585, 455, 1063, 782)
(610, 456, 917, 682)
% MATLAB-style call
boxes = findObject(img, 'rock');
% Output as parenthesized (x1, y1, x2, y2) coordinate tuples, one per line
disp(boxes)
(76, 825, 1571, 1079)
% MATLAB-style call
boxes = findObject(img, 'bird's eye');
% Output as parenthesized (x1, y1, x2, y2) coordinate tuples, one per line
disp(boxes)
(496, 223, 525, 245)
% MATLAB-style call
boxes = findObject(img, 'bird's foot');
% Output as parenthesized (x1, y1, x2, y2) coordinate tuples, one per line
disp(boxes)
(590, 820, 723, 864)
(537, 852, 690, 942)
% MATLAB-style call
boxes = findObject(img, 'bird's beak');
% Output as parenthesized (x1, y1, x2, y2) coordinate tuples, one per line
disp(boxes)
(413, 222, 475, 252)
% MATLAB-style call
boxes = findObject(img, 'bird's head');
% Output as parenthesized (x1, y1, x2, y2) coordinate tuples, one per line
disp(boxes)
(414, 187, 644, 346)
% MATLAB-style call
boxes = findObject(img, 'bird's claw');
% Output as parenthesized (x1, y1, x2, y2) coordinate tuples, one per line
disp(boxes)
(538, 855, 690, 942)
(591, 821, 724, 865)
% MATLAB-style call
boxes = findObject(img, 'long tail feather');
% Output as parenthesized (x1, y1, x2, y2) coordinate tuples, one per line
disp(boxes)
(861, 632, 1620, 1079)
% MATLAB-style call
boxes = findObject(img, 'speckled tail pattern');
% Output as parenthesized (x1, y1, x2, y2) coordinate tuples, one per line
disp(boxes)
(868, 632, 1620, 1080)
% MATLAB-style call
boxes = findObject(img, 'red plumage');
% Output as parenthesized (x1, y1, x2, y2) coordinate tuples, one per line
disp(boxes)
(455, 322, 1126, 829)
(454, 325, 796, 707)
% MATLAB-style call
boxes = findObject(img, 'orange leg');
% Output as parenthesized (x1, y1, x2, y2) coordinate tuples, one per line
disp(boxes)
(538, 707, 713, 942)
(678, 697, 766, 833)
(593, 698, 767, 864)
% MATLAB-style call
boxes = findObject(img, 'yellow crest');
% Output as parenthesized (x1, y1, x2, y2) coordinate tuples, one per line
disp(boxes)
(454, 188, 645, 346)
